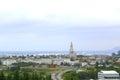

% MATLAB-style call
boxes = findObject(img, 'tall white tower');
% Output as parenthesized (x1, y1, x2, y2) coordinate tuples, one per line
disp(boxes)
(69, 42, 77, 59)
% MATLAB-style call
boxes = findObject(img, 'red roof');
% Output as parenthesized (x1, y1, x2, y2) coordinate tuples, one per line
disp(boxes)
(51, 66, 57, 68)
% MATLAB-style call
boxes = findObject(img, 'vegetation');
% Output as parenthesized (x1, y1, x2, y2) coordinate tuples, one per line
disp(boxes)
(0, 70, 52, 80)
(62, 64, 120, 80)
(21, 67, 65, 72)
(62, 70, 79, 80)
(0, 66, 65, 80)
(62, 69, 98, 80)
(12, 62, 39, 67)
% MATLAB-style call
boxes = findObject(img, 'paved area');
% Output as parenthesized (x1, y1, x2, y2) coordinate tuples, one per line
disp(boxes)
(51, 69, 74, 80)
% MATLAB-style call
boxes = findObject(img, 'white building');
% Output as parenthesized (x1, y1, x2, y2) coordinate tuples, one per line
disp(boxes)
(2, 59, 17, 66)
(52, 59, 70, 65)
(52, 59, 64, 65)
(22, 59, 52, 64)
(90, 61, 96, 65)
(98, 70, 120, 80)
(64, 59, 71, 63)
(40, 59, 52, 64)
(21, 59, 41, 64)
(76, 69, 85, 73)
(81, 62, 88, 67)
(69, 60, 79, 65)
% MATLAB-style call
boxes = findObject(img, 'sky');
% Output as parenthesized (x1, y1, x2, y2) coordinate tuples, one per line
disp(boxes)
(0, 0, 120, 51)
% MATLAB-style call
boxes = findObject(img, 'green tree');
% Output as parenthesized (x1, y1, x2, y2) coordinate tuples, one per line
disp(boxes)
(13, 70, 19, 80)
(23, 72, 29, 80)
(6, 73, 12, 80)
(0, 71, 5, 80)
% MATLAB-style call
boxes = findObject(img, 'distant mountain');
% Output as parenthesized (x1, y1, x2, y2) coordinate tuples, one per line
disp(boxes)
(113, 46, 120, 51)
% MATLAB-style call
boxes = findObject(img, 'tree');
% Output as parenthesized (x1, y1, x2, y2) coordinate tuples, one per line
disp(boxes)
(0, 71, 5, 80)
(6, 73, 12, 80)
(13, 70, 19, 80)
(0, 60, 2, 65)
(23, 72, 29, 80)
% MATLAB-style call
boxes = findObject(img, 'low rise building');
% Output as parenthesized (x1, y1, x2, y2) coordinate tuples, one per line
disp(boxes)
(76, 69, 85, 73)
(52, 59, 64, 65)
(69, 60, 80, 65)
(52, 59, 71, 65)
(89, 61, 96, 65)
(98, 70, 120, 80)
(81, 62, 88, 67)
(40, 59, 52, 64)
(2, 59, 17, 66)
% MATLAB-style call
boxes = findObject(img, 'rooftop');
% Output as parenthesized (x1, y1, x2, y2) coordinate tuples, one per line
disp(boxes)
(101, 71, 119, 74)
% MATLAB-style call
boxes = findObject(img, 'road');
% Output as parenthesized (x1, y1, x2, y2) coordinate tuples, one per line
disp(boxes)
(51, 69, 74, 80)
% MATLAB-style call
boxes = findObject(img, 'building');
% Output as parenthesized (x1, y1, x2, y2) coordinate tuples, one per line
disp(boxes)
(115, 58, 120, 64)
(69, 60, 79, 65)
(2, 59, 17, 66)
(76, 69, 85, 73)
(89, 61, 96, 65)
(98, 70, 120, 80)
(69, 42, 77, 59)
(81, 62, 88, 67)
(52, 59, 64, 65)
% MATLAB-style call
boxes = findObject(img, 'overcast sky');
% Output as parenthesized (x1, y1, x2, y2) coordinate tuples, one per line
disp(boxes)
(0, 0, 120, 51)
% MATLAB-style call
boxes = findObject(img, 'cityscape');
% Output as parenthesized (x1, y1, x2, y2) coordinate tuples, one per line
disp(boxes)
(1, 0, 120, 80)
(0, 42, 120, 80)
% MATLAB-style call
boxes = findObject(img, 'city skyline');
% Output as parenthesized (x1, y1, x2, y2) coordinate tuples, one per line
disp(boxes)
(0, 0, 120, 51)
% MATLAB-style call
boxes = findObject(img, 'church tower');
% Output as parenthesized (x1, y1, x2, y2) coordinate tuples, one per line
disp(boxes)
(69, 42, 77, 59)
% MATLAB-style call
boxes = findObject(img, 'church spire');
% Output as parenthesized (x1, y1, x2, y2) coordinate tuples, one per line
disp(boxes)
(69, 42, 77, 59)
(70, 42, 74, 52)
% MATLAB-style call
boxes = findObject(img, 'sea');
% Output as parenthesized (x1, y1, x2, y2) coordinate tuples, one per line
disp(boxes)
(0, 50, 115, 57)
